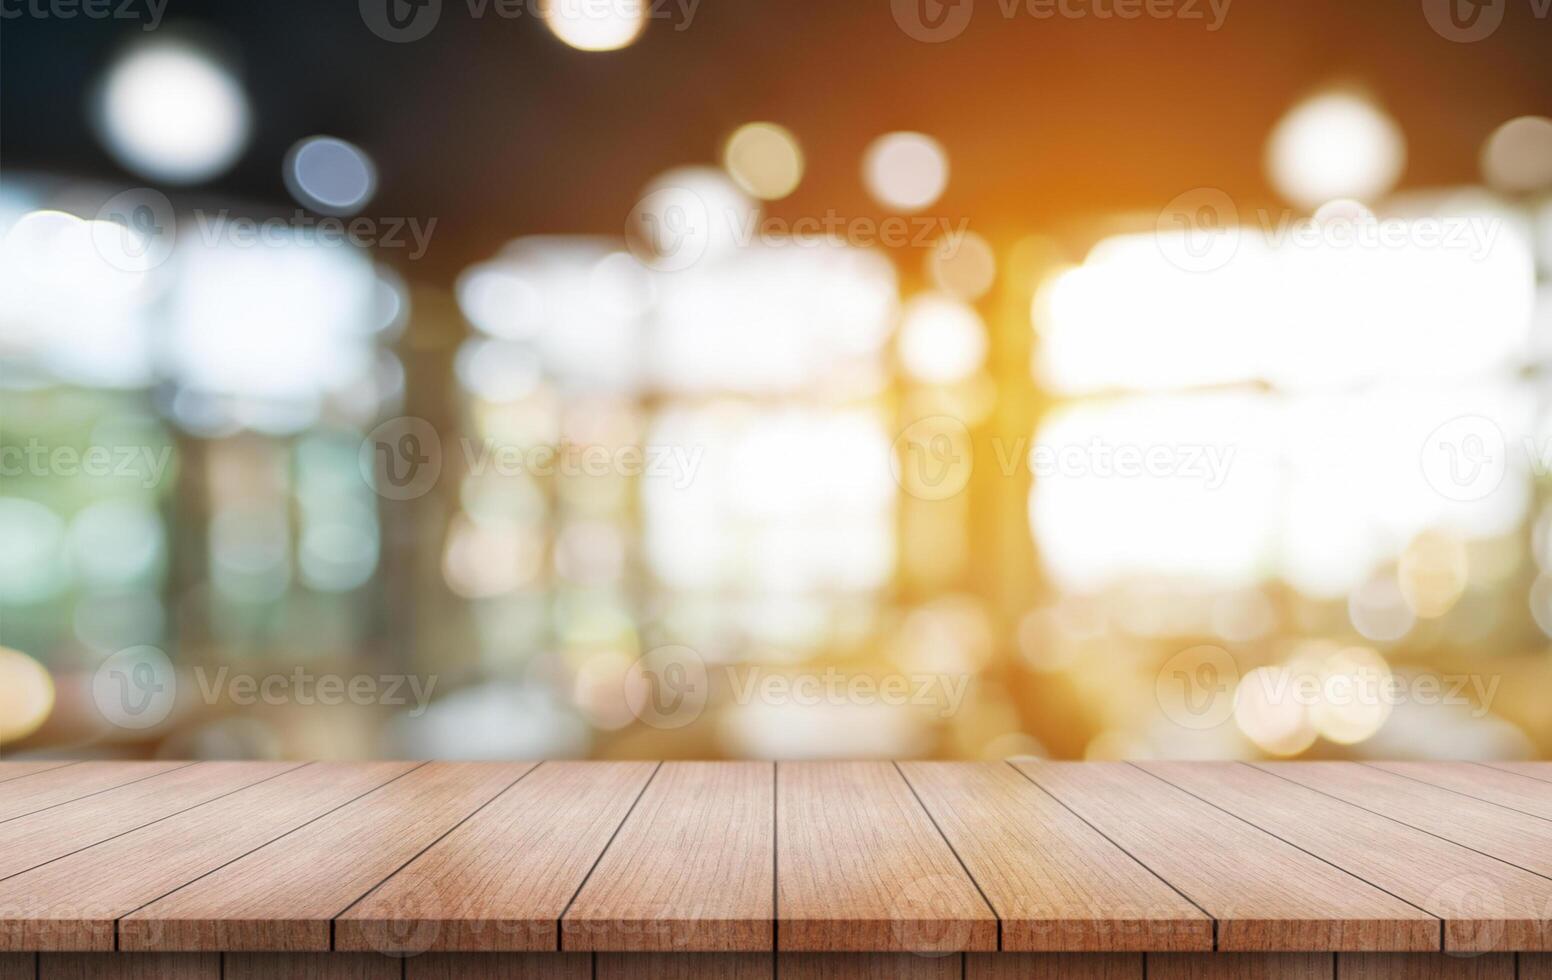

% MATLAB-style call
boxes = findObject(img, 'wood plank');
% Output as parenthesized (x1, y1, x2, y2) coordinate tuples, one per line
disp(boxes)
(405, 952, 591, 979)
(1145, 954, 1332, 979)
(224, 953, 400, 979)
(1260, 763, 1552, 878)
(0, 762, 415, 951)
(0, 954, 30, 980)
(1012, 762, 1437, 951)
(0, 762, 189, 824)
(37, 954, 216, 979)
(0, 764, 75, 786)
(1367, 763, 1552, 821)
(597, 953, 772, 979)
(776, 762, 996, 953)
(0, 762, 302, 882)
(1336, 953, 1513, 978)
(1485, 763, 1552, 785)
(967, 952, 1142, 978)
(1523, 953, 1552, 979)
(336, 761, 658, 954)
(121, 762, 534, 951)
(564, 762, 772, 952)
(1142, 762, 1552, 952)
(900, 762, 1210, 952)
(777, 953, 958, 979)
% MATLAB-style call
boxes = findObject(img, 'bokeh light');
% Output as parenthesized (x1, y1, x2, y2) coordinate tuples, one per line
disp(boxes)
(723, 122, 804, 201)
(897, 292, 987, 385)
(284, 136, 377, 215)
(1481, 116, 1552, 193)
(96, 39, 250, 184)
(0, 647, 55, 743)
(862, 132, 949, 213)
(1266, 91, 1404, 208)
(925, 230, 996, 300)
(541, 0, 647, 52)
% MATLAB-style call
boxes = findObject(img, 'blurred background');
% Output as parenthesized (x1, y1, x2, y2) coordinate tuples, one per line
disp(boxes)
(3, 0, 1552, 764)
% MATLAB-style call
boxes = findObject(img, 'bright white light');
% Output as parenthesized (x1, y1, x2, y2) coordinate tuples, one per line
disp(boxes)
(897, 292, 986, 384)
(285, 136, 377, 215)
(649, 240, 897, 394)
(1036, 199, 1535, 395)
(541, 0, 646, 51)
(97, 40, 251, 184)
(627, 166, 757, 272)
(862, 132, 949, 213)
(1266, 92, 1405, 208)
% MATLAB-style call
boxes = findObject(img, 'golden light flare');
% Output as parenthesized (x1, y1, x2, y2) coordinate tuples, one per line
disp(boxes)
(0, 646, 55, 743)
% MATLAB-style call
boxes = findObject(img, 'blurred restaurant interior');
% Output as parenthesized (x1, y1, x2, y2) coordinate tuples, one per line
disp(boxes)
(3, 0, 1552, 764)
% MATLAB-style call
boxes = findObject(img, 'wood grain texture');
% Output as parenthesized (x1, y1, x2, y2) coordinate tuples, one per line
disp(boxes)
(37, 954, 217, 979)
(1145, 954, 1333, 978)
(404, 952, 591, 979)
(776, 762, 997, 953)
(1013, 762, 1437, 951)
(121, 762, 534, 952)
(967, 952, 1142, 978)
(1260, 763, 1552, 878)
(335, 761, 658, 953)
(0, 764, 74, 786)
(597, 953, 772, 979)
(1142, 762, 1552, 951)
(1485, 763, 1552, 785)
(0, 954, 30, 980)
(0, 762, 414, 952)
(223, 953, 399, 979)
(0, 763, 189, 823)
(0, 762, 300, 881)
(1335, 953, 1514, 978)
(778, 953, 958, 979)
(1367, 763, 1552, 821)
(564, 762, 773, 952)
(900, 762, 1210, 952)
(1523, 953, 1552, 978)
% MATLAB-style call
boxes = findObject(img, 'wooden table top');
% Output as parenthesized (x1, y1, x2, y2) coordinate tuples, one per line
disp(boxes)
(0, 760, 1547, 956)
